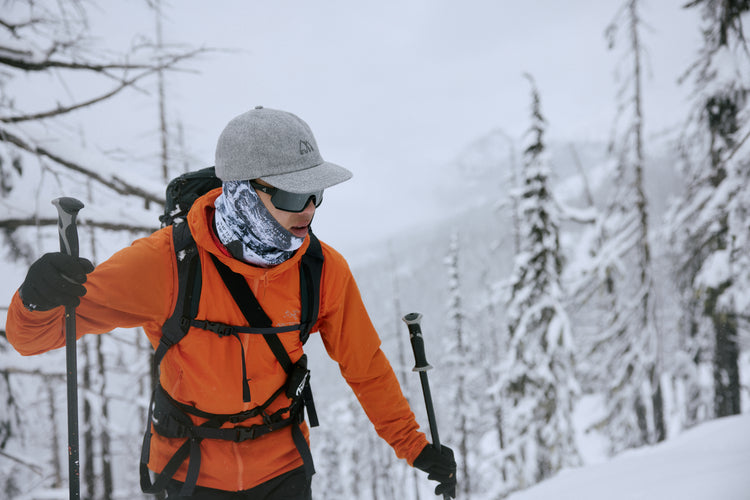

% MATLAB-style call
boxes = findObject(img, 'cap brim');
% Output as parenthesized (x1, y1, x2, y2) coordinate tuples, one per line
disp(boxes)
(260, 161, 353, 193)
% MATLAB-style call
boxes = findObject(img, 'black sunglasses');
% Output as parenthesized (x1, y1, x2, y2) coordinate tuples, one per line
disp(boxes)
(249, 180, 323, 213)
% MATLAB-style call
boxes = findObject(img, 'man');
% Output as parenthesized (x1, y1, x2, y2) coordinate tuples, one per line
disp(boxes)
(7, 106, 457, 499)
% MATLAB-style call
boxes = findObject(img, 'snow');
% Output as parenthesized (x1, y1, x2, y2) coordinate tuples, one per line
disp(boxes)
(507, 413, 750, 500)
(695, 249, 732, 290)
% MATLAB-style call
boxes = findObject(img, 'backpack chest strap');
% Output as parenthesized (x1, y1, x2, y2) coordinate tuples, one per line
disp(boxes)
(184, 318, 304, 336)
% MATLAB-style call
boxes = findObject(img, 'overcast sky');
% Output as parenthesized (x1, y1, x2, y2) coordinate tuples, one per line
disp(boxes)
(80, 1, 703, 257)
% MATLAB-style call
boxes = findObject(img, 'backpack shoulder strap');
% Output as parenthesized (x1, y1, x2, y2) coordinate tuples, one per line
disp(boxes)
(299, 231, 324, 344)
(153, 222, 202, 370)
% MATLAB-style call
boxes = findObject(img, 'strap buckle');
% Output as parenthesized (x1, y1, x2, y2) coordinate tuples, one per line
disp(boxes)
(213, 322, 236, 337)
(178, 316, 191, 331)
(234, 426, 259, 442)
(193, 319, 236, 337)
(224, 326, 237, 336)
(261, 410, 276, 429)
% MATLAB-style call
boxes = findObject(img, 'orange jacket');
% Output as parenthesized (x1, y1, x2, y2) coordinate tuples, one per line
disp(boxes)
(7, 189, 428, 491)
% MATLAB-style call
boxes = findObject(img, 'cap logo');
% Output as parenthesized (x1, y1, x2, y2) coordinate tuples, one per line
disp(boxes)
(299, 140, 315, 155)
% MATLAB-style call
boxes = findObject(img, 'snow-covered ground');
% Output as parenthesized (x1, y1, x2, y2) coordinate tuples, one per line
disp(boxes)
(11, 414, 750, 499)
(507, 413, 750, 500)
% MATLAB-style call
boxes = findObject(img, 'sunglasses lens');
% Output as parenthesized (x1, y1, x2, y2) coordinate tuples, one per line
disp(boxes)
(271, 190, 323, 212)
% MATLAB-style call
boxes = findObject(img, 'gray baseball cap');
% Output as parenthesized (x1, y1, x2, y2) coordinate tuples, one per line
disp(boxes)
(214, 106, 353, 193)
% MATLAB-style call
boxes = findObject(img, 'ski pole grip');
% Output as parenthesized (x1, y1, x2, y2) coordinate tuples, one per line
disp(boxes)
(52, 197, 84, 258)
(403, 312, 433, 372)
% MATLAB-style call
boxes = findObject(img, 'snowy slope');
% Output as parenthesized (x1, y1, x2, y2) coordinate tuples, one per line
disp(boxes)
(506, 413, 750, 500)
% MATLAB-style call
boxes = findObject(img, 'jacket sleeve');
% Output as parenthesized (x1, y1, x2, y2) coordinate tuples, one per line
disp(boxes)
(317, 247, 429, 465)
(6, 228, 177, 356)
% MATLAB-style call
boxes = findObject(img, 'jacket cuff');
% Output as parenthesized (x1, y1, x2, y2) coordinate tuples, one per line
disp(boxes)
(6, 290, 65, 356)
(406, 436, 431, 466)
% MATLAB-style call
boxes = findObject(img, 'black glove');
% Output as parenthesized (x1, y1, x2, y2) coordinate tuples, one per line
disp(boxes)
(414, 444, 457, 498)
(19, 252, 95, 311)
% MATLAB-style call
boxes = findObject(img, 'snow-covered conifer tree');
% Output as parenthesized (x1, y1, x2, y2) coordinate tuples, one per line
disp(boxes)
(573, 0, 666, 452)
(666, 0, 749, 421)
(443, 231, 472, 498)
(499, 74, 579, 490)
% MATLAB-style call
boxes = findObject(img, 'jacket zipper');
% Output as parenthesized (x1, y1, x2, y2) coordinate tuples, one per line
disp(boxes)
(248, 272, 269, 298)
(235, 274, 266, 491)
(233, 441, 244, 490)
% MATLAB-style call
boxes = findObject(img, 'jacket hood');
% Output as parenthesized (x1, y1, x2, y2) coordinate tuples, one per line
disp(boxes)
(187, 187, 311, 281)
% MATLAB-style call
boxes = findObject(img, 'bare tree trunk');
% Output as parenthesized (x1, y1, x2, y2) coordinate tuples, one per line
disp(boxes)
(498, 131, 521, 255)
(713, 314, 741, 416)
(482, 276, 508, 484)
(447, 233, 471, 497)
(634, 394, 649, 444)
(96, 335, 114, 499)
(178, 122, 190, 173)
(154, 0, 170, 182)
(706, 281, 741, 417)
(391, 264, 422, 500)
(47, 384, 63, 488)
(649, 366, 666, 441)
(627, 0, 665, 443)
(84, 178, 115, 499)
(83, 339, 96, 498)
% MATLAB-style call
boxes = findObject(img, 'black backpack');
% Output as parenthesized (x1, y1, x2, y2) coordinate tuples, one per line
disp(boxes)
(159, 166, 223, 227)
(141, 168, 323, 496)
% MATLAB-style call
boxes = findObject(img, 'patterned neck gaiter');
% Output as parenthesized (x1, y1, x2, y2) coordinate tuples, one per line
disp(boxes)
(213, 180, 304, 267)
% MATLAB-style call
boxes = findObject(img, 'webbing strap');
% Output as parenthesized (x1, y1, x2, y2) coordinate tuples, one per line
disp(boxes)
(208, 255, 273, 328)
(188, 318, 304, 336)
(299, 234, 323, 343)
(140, 438, 193, 495)
(140, 388, 201, 496)
(166, 410, 298, 442)
(292, 425, 315, 476)
(153, 223, 201, 369)
(139, 388, 221, 497)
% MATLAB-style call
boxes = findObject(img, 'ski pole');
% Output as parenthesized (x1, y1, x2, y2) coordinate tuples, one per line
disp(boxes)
(402, 312, 449, 500)
(52, 197, 84, 500)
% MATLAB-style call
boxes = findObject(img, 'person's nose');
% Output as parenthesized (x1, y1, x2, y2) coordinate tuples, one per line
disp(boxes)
(302, 199, 316, 215)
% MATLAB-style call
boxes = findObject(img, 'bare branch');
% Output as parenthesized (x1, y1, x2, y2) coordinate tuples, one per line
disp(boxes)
(553, 196, 598, 225)
(1, 73, 143, 123)
(4, 71, 145, 122)
(0, 366, 65, 380)
(0, 44, 211, 73)
(726, 127, 750, 163)
(0, 125, 165, 205)
(0, 448, 46, 475)
(569, 144, 596, 207)
(0, 217, 158, 233)
(1, 48, 209, 123)
(0, 51, 155, 72)
(0, 16, 47, 37)
(0, 44, 33, 58)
